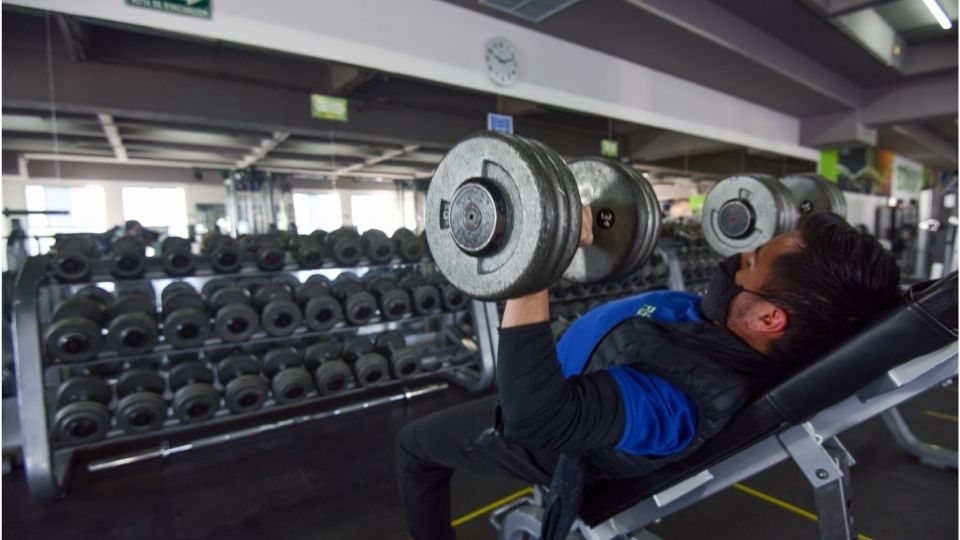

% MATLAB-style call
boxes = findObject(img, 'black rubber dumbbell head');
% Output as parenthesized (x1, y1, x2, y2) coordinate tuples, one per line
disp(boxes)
(162, 294, 211, 349)
(51, 236, 98, 282)
(201, 278, 232, 299)
(375, 331, 421, 379)
(354, 352, 389, 387)
(302, 341, 342, 371)
(314, 360, 354, 395)
(399, 275, 441, 315)
(252, 283, 292, 308)
(74, 286, 114, 308)
(292, 236, 324, 269)
(326, 227, 362, 266)
(260, 298, 302, 337)
(111, 236, 147, 279)
(161, 236, 195, 276)
(213, 304, 259, 342)
(162, 281, 197, 303)
(272, 274, 302, 291)
(169, 361, 219, 423)
(207, 236, 243, 274)
(44, 318, 103, 363)
(255, 238, 287, 272)
(107, 294, 157, 321)
(438, 283, 468, 312)
(392, 228, 425, 263)
(361, 229, 396, 265)
(217, 354, 268, 414)
(53, 297, 106, 325)
(54, 376, 113, 446)
(114, 369, 166, 434)
(263, 347, 312, 404)
(303, 295, 343, 332)
(342, 336, 374, 364)
(238, 277, 270, 297)
(105, 312, 158, 355)
(294, 280, 329, 306)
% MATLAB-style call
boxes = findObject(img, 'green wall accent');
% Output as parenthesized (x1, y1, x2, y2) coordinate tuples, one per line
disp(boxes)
(818, 149, 839, 182)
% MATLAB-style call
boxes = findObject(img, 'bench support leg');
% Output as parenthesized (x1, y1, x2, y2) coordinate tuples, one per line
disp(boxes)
(778, 423, 858, 540)
(882, 407, 958, 470)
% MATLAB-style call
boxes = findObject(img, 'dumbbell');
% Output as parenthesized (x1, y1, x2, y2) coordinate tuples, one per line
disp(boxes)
(363, 273, 412, 321)
(292, 235, 324, 269)
(294, 280, 344, 331)
(50, 235, 98, 282)
(53, 376, 112, 445)
(114, 368, 167, 434)
(169, 361, 220, 423)
(75, 285, 113, 307)
(111, 236, 147, 279)
(273, 274, 302, 291)
(161, 236, 195, 276)
(361, 229, 396, 264)
(326, 227, 363, 266)
(398, 274, 442, 316)
(342, 336, 390, 387)
(161, 284, 211, 349)
(208, 286, 260, 342)
(374, 331, 421, 379)
(104, 292, 158, 355)
(701, 173, 847, 256)
(44, 297, 105, 363)
(262, 346, 313, 404)
(217, 354, 269, 414)
(204, 235, 244, 273)
(303, 341, 354, 395)
(253, 235, 287, 272)
(392, 228, 425, 262)
(425, 132, 661, 300)
(252, 283, 303, 337)
(330, 273, 378, 325)
(431, 275, 470, 312)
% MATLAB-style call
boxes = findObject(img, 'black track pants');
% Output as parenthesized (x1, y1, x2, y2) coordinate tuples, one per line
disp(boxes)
(395, 394, 559, 540)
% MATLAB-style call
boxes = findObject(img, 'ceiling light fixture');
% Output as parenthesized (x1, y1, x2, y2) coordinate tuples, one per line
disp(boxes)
(921, 0, 953, 30)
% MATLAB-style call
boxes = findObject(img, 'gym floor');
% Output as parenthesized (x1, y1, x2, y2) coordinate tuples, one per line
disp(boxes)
(3, 380, 957, 540)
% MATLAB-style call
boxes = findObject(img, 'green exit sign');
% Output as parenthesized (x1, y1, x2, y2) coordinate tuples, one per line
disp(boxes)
(311, 94, 349, 122)
(601, 138, 619, 157)
(126, 0, 212, 19)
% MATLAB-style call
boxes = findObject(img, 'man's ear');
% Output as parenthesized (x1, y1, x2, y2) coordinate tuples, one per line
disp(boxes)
(748, 301, 789, 334)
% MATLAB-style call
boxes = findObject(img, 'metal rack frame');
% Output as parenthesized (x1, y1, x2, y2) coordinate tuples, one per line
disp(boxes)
(13, 254, 497, 500)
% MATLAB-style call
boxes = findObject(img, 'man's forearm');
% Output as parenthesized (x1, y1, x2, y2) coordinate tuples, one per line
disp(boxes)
(501, 289, 550, 328)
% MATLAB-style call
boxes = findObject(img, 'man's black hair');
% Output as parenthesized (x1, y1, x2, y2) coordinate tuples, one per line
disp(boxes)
(763, 212, 901, 365)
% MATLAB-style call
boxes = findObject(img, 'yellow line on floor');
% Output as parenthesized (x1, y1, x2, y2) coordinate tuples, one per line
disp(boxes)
(733, 483, 876, 540)
(924, 410, 958, 422)
(451, 486, 535, 528)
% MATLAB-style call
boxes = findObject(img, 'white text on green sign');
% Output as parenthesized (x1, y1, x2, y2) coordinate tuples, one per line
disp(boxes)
(311, 95, 349, 122)
(126, 0, 212, 19)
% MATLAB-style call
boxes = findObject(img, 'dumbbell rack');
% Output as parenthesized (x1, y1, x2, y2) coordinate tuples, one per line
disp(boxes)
(12, 253, 497, 500)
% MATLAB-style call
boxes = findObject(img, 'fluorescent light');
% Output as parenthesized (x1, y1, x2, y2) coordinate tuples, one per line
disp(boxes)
(921, 0, 953, 30)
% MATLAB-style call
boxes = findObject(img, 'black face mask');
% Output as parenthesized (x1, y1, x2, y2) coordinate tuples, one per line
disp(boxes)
(700, 254, 743, 325)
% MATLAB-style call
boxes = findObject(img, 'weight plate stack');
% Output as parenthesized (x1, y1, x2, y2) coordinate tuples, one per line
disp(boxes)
(426, 132, 566, 300)
(780, 172, 847, 221)
(701, 174, 799, 257)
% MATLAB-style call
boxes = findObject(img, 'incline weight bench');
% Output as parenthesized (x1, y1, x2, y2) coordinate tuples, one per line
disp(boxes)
(493, 272, 958, 540)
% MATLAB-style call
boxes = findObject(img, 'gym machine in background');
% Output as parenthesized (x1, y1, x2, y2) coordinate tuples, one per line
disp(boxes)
(12, 224, 497, 499)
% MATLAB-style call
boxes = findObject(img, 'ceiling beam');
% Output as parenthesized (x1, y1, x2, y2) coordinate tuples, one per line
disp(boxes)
(902, 40, 959, 76)
(331, 144, 420, 176)
(862, 74, 958, 126)
(626, 0, 862, 108)
(96, 113, 128, 161)
(890, 124, 958, 164)
(819, 0, 900, 17)
(800, 111, 878, 148)
(235, 131, 290, 169)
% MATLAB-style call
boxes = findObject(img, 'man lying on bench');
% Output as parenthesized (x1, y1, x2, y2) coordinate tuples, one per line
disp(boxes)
(396, 213, 901, 540)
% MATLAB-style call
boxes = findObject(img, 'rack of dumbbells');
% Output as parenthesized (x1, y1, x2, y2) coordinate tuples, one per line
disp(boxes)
(12, 226, 495, 499)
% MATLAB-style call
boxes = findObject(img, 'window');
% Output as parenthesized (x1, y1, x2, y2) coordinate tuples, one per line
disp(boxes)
(24, 184, 108, 254)
(350, 192, 402, 234)
(292, 192, 342, 233)
(122, 187, 189, 238)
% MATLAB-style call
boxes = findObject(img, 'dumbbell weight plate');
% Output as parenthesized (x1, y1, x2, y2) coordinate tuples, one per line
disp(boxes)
(163, 250, 196, 277)
(314, 360, 354, 395)
(201, 278, 232, 299)
(74, 286, 114, 308)
(354, 353, 389, 387)
(57, 376, 112, 407)
(525, 138, 583, 289)
(163, 308, 211, 349)
(302, 342, 342, 371)
(342, 291, 378, 326)
(362, 229, 396, 264)
(45, 318, 103, 363)
(172, 383, 220, 423)
(162, 291, 207, 315)
(223, 375, 268, 413)
(54, 401, 111, 446)
(303, 295, 344, 331)
(262, 347, 302, 377)
(261, 300, 303, 337)
(107, 294, 156, 321)
(218, 354, 261, 383)
(238, 277, 270, 297)
(210, 243, 243, 274)
(105, 312, 158, 355)
(374, 330, 406, 353)
(115, 392, 167, 434)
(53, 297, 106, 324)
(253, 283, 292, 308)
(701, 174, 798, 257)
(209, 287, 251, 312)
(780, 173, 847, 220)
(378, 288, 411, 321)
(389, 347, 421, 379)
(162, 282, 198, 303)
(256, 245, 287, 272)
(272, 274, 302, 292)
(426, 132, 561, 300)
(564, 158, 658, 283)
(116, 368, 165, 397)
(271, 367, 313, 404)
(439, 284, 468, 312)
(393, 228, 425, 262)
(169, 361, 214, 389)
(295, 279, 331, 305)
(328, 228, 363, 266)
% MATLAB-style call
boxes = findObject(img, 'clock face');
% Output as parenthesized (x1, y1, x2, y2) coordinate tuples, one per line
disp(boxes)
(485, 37, 519, 87)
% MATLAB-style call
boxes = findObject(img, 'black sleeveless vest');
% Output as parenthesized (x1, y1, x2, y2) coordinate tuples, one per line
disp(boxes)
(581, 317, 788, 478)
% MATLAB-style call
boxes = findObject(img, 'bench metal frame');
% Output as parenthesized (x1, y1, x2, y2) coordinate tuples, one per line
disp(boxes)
(495, 341, 958, 540)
